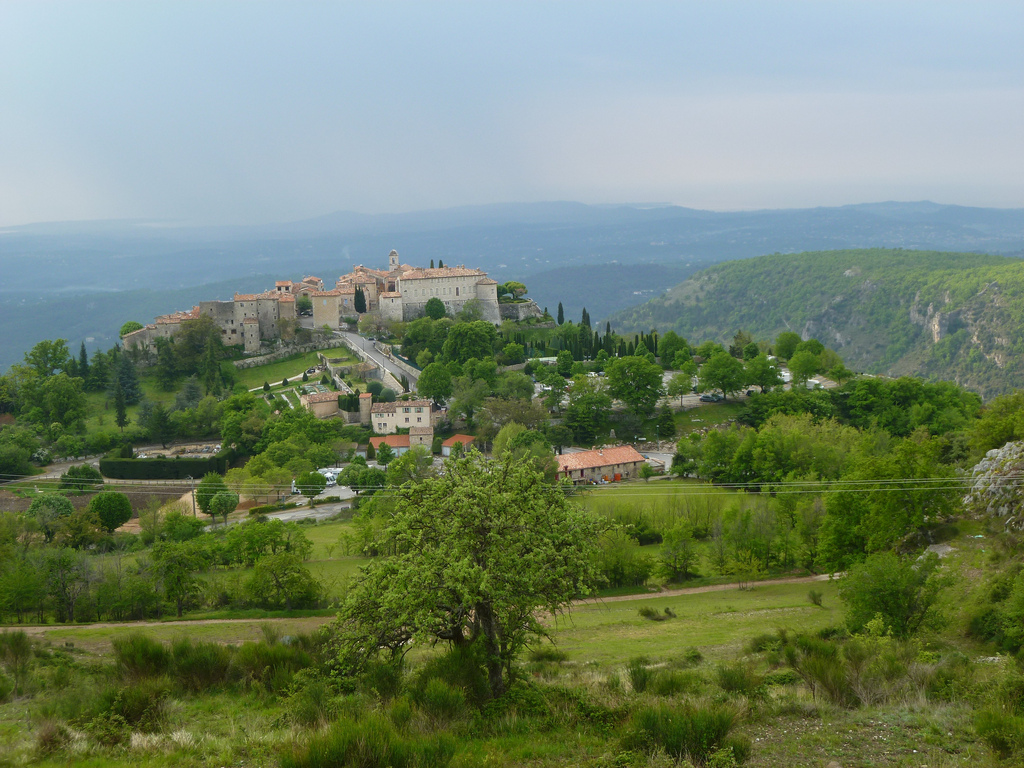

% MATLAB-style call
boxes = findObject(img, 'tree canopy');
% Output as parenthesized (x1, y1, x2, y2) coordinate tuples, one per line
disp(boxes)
(329, 452, 600, 698)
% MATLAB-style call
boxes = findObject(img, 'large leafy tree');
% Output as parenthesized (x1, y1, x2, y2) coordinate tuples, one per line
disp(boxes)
(416, 362, 453, 405)
(745, 353, 783, 393)
(88, 491, 133, 533)
(698, 351, 746, 400)
(329, 453, 601, 698)
(606, 355, 665, 417)
(423, 297, 446, 320)
(564, 375, 612, 444)
(195, 472, 229, 518)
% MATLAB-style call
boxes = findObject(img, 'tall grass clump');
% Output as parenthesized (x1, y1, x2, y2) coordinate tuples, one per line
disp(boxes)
(414, 679, 467, 725)
(626, 657, 656, 693)
(93, 677, 170, 732)
(288, 669, 341, 727)
(716, 662, 764, 697)
(171, 637, 232, 692)
(281, 714, 457, 768)
(622, 702, 747, 765)
(112, 633, 170, 679)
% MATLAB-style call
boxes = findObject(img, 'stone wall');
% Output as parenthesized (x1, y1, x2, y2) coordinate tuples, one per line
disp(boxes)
(499, 300, 545, 322)
(232, 338, 337, 369)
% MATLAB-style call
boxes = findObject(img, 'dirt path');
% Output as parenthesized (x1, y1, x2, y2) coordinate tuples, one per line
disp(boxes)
(4, 574, 835, 640)
(577, 573, 833, 605)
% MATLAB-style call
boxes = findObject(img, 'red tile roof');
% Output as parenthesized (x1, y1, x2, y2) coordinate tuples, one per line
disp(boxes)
(400, 266, 485, 280)
(557, 446, 646, 473)
(442, 434, 475, 447)
(301, 391, 338, 404)
(370, 435, 410, 449)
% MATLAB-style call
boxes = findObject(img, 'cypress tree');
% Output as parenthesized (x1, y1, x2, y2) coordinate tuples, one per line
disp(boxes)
(355, 286, 367, 313)
(557, 302, 564, 325)
(430, 259, 435, 268)
(113, 377, 128, 433)
(438, 259, 444, 268)
(78, 341, 89, 381)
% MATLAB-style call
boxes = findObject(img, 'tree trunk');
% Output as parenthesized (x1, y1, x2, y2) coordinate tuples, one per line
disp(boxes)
(475, 602, 506, 698)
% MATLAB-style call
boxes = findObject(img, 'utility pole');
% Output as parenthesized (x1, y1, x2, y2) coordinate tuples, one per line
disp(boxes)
(186, 475, 197, 517)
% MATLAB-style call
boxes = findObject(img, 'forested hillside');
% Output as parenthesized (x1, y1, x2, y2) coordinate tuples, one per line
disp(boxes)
(610, 249, 1024, 398)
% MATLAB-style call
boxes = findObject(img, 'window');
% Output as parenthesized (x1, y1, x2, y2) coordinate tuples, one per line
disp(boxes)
(405, 417, 410, 423)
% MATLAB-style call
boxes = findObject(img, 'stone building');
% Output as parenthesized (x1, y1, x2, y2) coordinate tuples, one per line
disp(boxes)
(369, 399, 435, 434)
(300, 390, 340, 419)
(336, 250, 501, 325)
(556, 446, 647, 484)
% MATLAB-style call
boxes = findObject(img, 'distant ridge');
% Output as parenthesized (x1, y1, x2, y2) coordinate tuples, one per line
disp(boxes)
(609, 248, 1024, 398)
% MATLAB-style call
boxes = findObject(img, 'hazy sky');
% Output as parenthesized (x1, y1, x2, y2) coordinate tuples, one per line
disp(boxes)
(1, 1, 1021, 226)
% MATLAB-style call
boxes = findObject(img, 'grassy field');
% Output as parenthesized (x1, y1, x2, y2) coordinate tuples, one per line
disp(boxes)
(673, 400, 746, 435)
(233, 347, 355, 391)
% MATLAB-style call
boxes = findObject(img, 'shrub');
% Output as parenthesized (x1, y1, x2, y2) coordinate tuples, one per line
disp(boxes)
(716, 662, 763, 696)
(95, 677, 170, 731)
(232, 641, 312, 692)
(413, 644, 490, 706)
(112, 633, 170, 679)
(360, 659, 404, 700)
(414, 678, 467, 724)
(171, 638, 232, 692)
(627, 657, 655, 693)
(288, 669, 340, 727)
(528, 646, 568, 663)
(280, 714, 457, 768)
(623, 702, 741, 765)
(763, 669, 802, 687)
(651, 670, 704, 697)
(975, 708, 1024, 760)
(808, 589, 824, 607)
(638, 606, 676, 622)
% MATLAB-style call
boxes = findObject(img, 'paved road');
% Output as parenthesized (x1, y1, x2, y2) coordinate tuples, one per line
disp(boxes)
(337, 331, 419, 388)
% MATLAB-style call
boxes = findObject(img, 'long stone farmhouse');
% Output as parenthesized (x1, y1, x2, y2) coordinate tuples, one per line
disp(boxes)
(123, 250, 501, 354)
(557, 446, 647, 484)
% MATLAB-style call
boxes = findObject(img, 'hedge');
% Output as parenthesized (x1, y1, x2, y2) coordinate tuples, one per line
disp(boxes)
(99, 456, 227, 480)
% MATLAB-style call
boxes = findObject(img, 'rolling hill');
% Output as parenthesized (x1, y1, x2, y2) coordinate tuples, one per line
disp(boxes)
(608, 248, 1024, 398)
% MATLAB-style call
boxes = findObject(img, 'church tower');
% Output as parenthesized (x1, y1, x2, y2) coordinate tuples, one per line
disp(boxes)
(388, 249, 399, 271)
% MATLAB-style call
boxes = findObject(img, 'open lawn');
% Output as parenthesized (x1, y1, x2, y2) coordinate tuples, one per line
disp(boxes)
(673, 399, 746, 435)
(549, 580, 841, 665)
(233, 347, 355, 391)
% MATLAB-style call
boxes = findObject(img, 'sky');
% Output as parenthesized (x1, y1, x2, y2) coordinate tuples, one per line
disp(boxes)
(1, 1, 1022, 227)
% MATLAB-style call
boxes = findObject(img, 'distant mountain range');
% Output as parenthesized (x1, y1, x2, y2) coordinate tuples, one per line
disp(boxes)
(2, 200, 1023, 372)
(609, 248, 1024, 398)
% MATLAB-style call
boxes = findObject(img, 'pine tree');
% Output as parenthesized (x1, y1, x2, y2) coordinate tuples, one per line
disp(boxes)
(557, 302, 564, 325)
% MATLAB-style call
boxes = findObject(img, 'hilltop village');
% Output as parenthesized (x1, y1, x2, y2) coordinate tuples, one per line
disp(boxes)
(123, 250, 517, 355)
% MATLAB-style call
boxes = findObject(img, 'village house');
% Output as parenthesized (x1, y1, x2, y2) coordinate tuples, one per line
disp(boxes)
(370, 399, 435, 434)
(299, 391, 339, 419)
(369, 425, 433, 457)
(556, 445, 647, 484)
(441, 434, 476, 457)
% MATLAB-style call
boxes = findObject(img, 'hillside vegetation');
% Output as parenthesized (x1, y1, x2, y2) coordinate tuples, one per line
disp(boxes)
(610, 249, 1024, 397)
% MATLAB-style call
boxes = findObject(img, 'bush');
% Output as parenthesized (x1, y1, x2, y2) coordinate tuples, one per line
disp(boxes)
(95, 677, 170, 731)
(414, 678, 467, 724)
(288, 668, 340, 727)
(280, 714, 457, 768)
(623, 702, 741, 764)
(171, 638, 232, 692)
(638, 606, 675, 622)
(59, 463, 104, 491)
(360, 659, 404, 700)
(808, 589, 824, 607)
(112, 633, 170, 678)
(651, 670, 704, 697)
(716, 662, 763, 696)
(232, 641, 312, 692)
(528, 646, 568, 663)
(975, 708, 1024, 760)
(413, 644, 490, 706)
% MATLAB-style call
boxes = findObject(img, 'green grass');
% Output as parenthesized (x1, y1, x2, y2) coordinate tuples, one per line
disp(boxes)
(233, 347, 355, 391)
(673, 400, 746, 435)
(550, 580, 841, 665)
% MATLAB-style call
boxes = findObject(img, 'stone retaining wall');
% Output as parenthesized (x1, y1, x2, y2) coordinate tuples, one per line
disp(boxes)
(233, 338, 336, 369)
